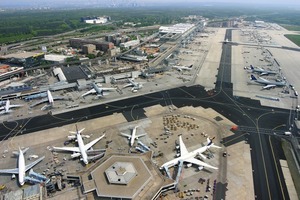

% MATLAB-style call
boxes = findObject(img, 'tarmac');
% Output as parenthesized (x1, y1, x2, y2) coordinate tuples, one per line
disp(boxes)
(1, 22, 299, 199)
(1, 103, 246, 200)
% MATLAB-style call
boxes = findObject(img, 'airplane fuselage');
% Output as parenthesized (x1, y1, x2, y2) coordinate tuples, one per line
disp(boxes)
(130, 127, 137, 146)
(77, 133, 88, 164)
(18, 149, 26, 186)
(255, 79, 285, 86)
(92, 83, 103, 96)
(47, 90, 54, 105)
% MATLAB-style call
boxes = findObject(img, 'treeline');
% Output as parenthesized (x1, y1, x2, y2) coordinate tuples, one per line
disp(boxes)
(0, 10, 89, 44)
(1, 6, 300, 44)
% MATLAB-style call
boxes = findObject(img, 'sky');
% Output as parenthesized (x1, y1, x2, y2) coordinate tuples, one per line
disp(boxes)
(1, 0, 300, 8)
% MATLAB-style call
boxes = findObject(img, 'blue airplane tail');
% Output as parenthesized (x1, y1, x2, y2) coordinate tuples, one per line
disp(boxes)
(250, 75, 257, 80)
(250, 65, 254, 69)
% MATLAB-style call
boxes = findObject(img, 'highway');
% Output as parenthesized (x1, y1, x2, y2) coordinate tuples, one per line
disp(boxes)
(0, 29, 292, 200)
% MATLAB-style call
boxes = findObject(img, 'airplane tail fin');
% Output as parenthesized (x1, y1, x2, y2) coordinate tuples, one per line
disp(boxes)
(206, 137, 213, 146)
(250, 75, 257, 81)
(22, 147, 29, 154)
(250, 65, 254, 69)
(75, 125, 85, 135)
(14, 147, 29, 156)
(206, 137, 221, 148)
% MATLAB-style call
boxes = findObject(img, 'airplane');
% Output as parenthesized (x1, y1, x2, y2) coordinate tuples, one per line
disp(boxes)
(172, 65, 193, 72)
(123, 78, 143, 92)
(160, 135, 221, 171)
(250, 74, 286, 89)
(0, 100, 22, 115)
(120, 126, 147, 147)
(247, 65, 277, 76)
(81, 83, 116, 98)
(52, 125, 105, 165)
(0, 147, 44, 186)
(30, 90, 66, 110)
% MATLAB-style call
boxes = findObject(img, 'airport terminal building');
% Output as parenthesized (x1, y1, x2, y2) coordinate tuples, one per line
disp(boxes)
(81, 151, 176, 200)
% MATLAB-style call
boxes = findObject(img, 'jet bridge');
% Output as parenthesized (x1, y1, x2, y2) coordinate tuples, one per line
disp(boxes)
(174, 160, 184, 191)
(163, 166, 172, 179)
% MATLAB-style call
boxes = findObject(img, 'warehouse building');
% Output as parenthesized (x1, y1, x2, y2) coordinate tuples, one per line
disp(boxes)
(69, 39, 114, 53)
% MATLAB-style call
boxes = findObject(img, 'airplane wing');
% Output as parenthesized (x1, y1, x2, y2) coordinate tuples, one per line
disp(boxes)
(84, 134, 105, 151)
(81, 89, 96, 97)
(31, 98, 49, 107)
(52, 146, 80, 153)
(136, 133, 147, 139)
(120, 133, 131, 138)
(260, 72, 268, 76)
(123, 83, 133, 88)
(101, 87, 116, 91)
(263, 85, 276, 89)
(53, 96, 66, 101)
(257, 67, 264, 71)
(9, 104, 23, 109)
(179, 136, 188, 156)
(88, 152, 105, 161)
(258, 77, 269, 82)
(185, 158, 218, 170)
(25, 156, 45, 172)
(0, 167, 19, 174)
(31, 97, 65, 107)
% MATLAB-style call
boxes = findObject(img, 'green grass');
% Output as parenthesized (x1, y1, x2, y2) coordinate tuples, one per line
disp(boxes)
(281, 140, 300, 200)
(284, 34, 300, 47)
(281, 25, 300, 31)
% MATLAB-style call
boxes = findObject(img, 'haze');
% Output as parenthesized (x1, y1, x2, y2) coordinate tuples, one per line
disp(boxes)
(1, 0, 300, 8)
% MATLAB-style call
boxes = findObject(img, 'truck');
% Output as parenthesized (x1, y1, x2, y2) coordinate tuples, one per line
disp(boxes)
(284, 132, 292, 136)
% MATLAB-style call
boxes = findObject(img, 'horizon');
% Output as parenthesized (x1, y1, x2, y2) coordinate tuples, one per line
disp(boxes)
(1, 0, 300, 9)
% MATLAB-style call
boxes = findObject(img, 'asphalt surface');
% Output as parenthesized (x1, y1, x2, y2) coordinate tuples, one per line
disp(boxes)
(0, 29, 291, 200)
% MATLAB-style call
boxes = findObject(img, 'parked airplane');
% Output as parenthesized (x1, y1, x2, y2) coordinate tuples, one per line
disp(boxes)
(160, 135, 220, 170)
(81, 83, 116, 98)
(0, 100, 22, 115)
(123, 78, 143, 92)
(0, 147, 44, 186)
(53, 125, 105, 165)
(247, 65, 277, 76)
(120, 126, 147, 147)
(172, 65, 193, 72)
(30, 90, 65, 109)
(250, 75, 286, 89)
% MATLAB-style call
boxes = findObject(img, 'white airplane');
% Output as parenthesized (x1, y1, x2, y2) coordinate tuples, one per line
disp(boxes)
(247, 65, 277, 76)
(123, 78, 143, 92)
(0, 100, 22, 115)
(172, 65, 193, 72)
(30, 90, 66, 109)
(0, 147, 44, 186)
(81, 83, 116, 98)
(120, 126, 147, 147)
(160, 135, 220, 170)
(53, 126, 105, 165)
(250, 75, 286, 89)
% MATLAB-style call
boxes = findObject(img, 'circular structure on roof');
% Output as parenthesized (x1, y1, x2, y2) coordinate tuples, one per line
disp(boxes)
(105, 162, 137, 185)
